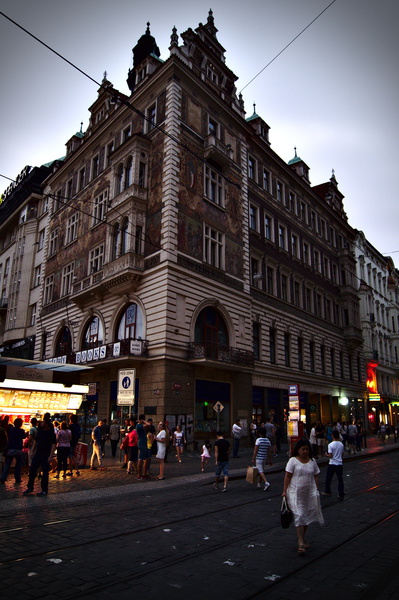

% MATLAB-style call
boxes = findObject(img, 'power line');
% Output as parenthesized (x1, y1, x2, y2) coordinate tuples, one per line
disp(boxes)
(239, 0, 337, 93)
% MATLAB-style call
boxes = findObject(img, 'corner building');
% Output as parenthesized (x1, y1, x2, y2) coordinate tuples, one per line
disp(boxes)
(37, 12, 366, 442)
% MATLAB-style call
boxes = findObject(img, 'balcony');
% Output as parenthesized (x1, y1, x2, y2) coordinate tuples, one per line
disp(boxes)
(204, 134, 234, 166)
(0, 297, 8, 312)
(343, 325, 363, 352)
(71, 252, 144, 307)
(188, 342, 254, 369)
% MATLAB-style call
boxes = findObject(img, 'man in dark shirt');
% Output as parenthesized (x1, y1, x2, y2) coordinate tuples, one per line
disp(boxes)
(214, 431, 230, 492)
(23, 418, 56, 497)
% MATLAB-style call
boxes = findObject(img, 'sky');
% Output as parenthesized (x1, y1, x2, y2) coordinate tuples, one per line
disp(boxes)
(1, 0, 398, 257)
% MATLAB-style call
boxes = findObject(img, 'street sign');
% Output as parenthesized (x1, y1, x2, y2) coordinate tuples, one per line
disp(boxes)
(117, 369, 136, 405)
(213, 401, 224, 412)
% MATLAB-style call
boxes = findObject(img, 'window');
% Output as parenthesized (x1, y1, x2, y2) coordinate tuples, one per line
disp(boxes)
(116, 163, 124, 195)
(208, 117, 219, 137)
(67, 178, 73, 199)
(204, 165, 224, 206)
(315, 293, 322, 317)
(204, 225, 224, 269)
(122, 126, 131, 143)
(300, 202, 307, 222)
(42, 196, 49, 214)
(33, 265, 41, 288)
(253, 322, 260, 360)
(55, 327, 72, 357)
(278, 225, 286, 250)
(289, 192, 296, 213)
(37, 229, 45, 251)
(61, 262, 74, 296)
(19, 206, 28, 224)
(269, 328, 276, 364)
(310, 211, 316, 230)
(135, 225, 143, 255)
(117, 303, 144, 341)
(324, 256, 330, 278)
(264, 215, 273, 241)
(93, 191, 108, 226)
(49, 229, 58, 256)
(139, 162, 147, 187)
(263, 169, 270, 192)
(147, 104, 156, 132)
(251, 257, 261, 288)
(207, 63, 218, 84)
(293, 281, 300, 306)
(298, 337, 303, 370)
(125, 157, 133, 188)
(92, 155, 99, 180)
(107, 142, 114, 167)
(89, 245, 104, 273)
(78, 167, 86, 191)
(277, 181, 283, 202)
(303, 242, 310, 265)
(291, 234, 298, 257)
(284, 333, 290, 367)
(249, 204, 259, 231)
(44, 275, 54, 305)
(248, 156, 256, 180)
(66, 214, 78, 244)
(83, 316, 104, 350)
(266, 266, 274, 294)
(281, 274, 288, 301)
(29, 303, 37, 327)
(314, 250, 320, 272)
(4, 258, 10, 281)
(194, 307, 229, 346)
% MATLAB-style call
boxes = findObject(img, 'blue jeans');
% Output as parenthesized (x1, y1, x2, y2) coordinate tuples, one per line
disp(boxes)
(325, 464, 344, 498)
(0, 452, 22, 482)
(233, 438, 240, 457)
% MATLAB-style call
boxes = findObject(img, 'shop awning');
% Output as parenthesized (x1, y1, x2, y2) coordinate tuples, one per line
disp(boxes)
(0, 356, 92, 373)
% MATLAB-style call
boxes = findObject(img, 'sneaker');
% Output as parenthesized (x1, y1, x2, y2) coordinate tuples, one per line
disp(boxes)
(321, 492, 331, 496)
(256, 483, 262, 489)
(213, 483, 219, 490)
(222, 487, 227, 492)
(23, 489, 33, 495)
(37, 491, 47, 496)
(90, 466, 97, 470)
(264, 482, 271, 491)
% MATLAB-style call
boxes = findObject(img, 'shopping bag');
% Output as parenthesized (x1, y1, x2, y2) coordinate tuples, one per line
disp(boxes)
(280, 497, 293, 529)
(246, 465, 258, 484)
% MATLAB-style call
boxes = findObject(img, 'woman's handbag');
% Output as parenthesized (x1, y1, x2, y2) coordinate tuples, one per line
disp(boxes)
(120, 436, 129, 450)
(280, 497, 293, 529)
(246, 465, 259, 484)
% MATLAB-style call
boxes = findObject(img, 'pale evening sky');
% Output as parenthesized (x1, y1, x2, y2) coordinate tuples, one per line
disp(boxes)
(0, 0, 398, 257)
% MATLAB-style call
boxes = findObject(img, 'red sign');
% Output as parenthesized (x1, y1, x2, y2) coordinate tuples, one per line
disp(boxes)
(74, 442, 88, 466)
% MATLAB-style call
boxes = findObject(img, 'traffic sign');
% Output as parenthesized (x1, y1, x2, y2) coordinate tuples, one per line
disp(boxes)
(213, 401, 224, 412)
(117, 369, 136, 405)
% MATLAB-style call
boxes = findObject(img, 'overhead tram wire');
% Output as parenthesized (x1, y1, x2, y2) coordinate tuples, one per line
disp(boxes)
(0, 11, 240, 193)
(239, 0, 337, 94)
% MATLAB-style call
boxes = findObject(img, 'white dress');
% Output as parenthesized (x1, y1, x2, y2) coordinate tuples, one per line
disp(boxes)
(156, 430, 166, 459)
(285, 457, 324, 527)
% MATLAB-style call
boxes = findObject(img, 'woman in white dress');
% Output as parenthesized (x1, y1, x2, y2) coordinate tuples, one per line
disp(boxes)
(282, 439, 324, 554)
(155, 422, 167, 480)
(173, 425, 185, 463)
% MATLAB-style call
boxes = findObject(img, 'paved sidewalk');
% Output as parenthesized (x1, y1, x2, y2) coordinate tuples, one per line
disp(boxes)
(0, 433, 396, 505)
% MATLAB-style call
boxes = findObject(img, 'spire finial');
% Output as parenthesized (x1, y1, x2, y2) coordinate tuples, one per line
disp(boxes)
(253, 103, 256, 114)
(146, 22, 150, 34)
(170, 25, 178, 46)
(294, 146, 297, 157)
(80, 121, 83, 134)
(208, 9, 214, 24)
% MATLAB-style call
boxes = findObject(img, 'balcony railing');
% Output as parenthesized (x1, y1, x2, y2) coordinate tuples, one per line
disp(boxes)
(188, 342, 254, 367)
(204, 134, 234, 166)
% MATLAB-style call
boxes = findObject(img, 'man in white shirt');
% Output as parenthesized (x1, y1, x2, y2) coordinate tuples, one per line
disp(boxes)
(321, 430, 345, 499)
(231, 419, 243, 458)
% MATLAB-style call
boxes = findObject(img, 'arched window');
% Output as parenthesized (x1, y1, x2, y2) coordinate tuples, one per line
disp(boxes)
(194, 307, 229, 346)
(120, 218, 129, 255)
(117, 303, 144, 340)
(116, 164, 123, 195)
(82, 316, 104, 350)
(112, 223, 120, 260)
(55, 326, 72, 357)
(125, 157, 133, 189)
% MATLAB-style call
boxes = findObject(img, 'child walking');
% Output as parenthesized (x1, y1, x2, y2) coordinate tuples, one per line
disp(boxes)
(201, 440, 212, 472)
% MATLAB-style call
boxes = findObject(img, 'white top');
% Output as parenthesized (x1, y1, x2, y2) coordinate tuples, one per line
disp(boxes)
(327, 440, 344, 465)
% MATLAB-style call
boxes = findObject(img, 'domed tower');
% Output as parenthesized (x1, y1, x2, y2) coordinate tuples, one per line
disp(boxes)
(127, 23, 162, 93)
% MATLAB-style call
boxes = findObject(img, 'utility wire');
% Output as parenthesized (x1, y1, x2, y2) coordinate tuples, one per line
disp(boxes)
(239, 0, 337, 93)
